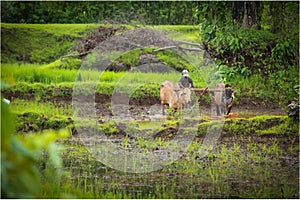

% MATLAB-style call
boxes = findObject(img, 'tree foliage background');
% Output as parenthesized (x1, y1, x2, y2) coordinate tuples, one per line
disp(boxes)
(1, 1, 299, 34)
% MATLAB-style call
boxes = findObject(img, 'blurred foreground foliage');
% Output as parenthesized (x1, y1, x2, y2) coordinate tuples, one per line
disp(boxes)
(1, 99, 70, 198)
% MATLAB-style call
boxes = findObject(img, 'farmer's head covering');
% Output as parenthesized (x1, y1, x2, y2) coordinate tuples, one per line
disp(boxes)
(182, 69, 189, 77)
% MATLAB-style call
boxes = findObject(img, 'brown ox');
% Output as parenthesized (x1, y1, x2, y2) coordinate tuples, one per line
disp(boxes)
(160, 81, 191, 115)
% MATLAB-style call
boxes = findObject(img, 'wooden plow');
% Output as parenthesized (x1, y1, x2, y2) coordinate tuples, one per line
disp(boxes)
(191, 87, 225, 111)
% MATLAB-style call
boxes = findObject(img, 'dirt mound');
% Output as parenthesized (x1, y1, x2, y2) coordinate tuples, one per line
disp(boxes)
(135, 53, 173, 73)
(73, 26, 126, 58)
(107, 52, 175, 72)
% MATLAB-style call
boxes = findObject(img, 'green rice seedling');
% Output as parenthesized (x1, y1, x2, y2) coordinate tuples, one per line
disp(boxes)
(10, 99, 72, 118)
(281, 183, 297, 198)
(120, 134, 130, 150)
(99, 71, 125, 82)
(2, 63, 181, 85)
(246, 138, 257, 154)
(269, 139, 281, 157)
(163, 119, 181, 128)
(288, 140, 299, 155)
(1, 63, 76, 83)
(1, 63, 118, 84)
(135, 120, 162, 130)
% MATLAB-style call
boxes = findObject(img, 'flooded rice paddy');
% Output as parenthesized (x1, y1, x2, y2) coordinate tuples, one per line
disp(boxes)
(61, 104, 299, 198)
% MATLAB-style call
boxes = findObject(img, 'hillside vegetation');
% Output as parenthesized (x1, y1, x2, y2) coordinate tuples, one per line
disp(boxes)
(1, 23, 298, 108)
(1, 23, 113, 63)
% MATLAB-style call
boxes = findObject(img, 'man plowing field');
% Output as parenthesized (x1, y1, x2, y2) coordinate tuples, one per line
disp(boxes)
(160, 69, 235, 117)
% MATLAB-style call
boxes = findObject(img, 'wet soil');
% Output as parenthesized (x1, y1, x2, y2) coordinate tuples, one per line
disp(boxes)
(3, 90, 285, 117)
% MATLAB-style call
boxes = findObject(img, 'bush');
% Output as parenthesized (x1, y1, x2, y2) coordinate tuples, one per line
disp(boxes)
(202, 26, 299, 106)
(204, 26, 298, 77)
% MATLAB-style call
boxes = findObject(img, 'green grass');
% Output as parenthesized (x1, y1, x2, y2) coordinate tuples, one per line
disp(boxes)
(152, 25, 200, 42)
(117, 48, 142, 67)
(1, 23, 100, 37)
(155, 50, 195, 72)
(1, 23, 90, 63)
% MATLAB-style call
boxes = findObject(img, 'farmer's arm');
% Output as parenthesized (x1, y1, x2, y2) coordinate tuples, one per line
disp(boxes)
(189, 77, 194, 88)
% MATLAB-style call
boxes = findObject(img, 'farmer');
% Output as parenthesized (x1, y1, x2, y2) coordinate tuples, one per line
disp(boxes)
(178, 69, 194, 108)
(178, 69, 194, 88)
(225, 84, 234, 115)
